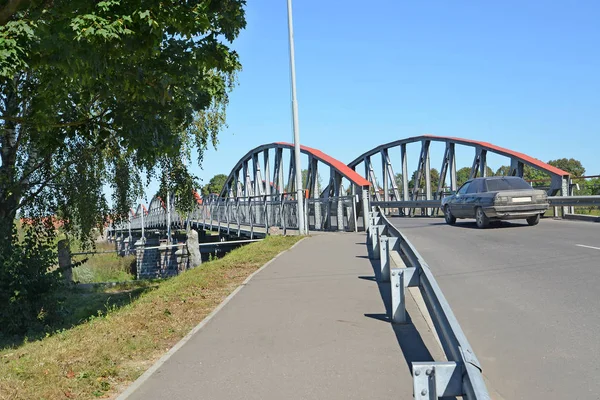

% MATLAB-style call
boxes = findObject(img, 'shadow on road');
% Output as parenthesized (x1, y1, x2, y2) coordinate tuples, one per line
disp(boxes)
(360, 253, 434, 372)
(450, 220, 527, 230)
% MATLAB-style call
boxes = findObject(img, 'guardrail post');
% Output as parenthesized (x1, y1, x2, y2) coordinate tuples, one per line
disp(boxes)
(366, 211, 374, 244)
(412, 362, 463, 400)
(374, 224, 386, 259)
(391, 268, 406, 324)
(379, 235, 389, 280)
(379, 236, 398, 282)
(372, 225, 382, 259)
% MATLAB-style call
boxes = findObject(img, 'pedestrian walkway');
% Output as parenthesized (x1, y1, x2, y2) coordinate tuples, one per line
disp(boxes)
(122, 233, 443, 400)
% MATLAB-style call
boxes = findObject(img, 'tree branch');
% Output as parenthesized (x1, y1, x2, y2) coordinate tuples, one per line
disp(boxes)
(14, 157, 79, 213)
(0, 0, 31, 26)
(0, 115, 101, 129)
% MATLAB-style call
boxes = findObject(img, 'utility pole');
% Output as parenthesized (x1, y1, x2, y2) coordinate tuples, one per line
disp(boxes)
(286, 0, 306, 235)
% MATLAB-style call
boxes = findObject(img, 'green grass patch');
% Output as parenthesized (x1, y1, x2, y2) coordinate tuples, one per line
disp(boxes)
(0, 235, 302, 400)
(70, 242, 135, 284)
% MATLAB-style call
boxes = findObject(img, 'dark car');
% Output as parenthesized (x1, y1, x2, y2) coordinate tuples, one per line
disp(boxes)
(441, 176, 549, 228)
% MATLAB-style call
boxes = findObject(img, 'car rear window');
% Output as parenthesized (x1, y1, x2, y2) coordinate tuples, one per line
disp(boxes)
(485, 178, 532, 191)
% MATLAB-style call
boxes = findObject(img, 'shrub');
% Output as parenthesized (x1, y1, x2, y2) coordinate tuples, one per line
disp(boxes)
(0, 220, 64, 335)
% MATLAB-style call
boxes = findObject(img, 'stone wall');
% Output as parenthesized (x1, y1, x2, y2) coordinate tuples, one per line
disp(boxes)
(108, 229, 203, 280)
(135, 242, 189, 279)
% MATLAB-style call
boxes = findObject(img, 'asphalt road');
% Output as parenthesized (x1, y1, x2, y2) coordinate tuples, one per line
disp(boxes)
(389, 216, 600, 400)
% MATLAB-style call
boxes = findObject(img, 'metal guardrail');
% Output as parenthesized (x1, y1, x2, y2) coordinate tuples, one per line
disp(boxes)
(368, 208, 490, 400)
(547, 196, 600, 207)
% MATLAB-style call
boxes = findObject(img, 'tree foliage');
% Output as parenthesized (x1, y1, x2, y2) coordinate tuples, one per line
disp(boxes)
(0, 219, 63, 335)
(495, 157, 586, 184)
(301, 169, 323, 193)
(201, 173, 228, 197)
(0, 0, 246, 334)
(0, 0, 246, 244)
(548, 158, 585, 177)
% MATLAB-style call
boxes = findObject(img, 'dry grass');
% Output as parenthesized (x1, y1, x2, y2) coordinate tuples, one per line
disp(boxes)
(0, 236, 302, 400)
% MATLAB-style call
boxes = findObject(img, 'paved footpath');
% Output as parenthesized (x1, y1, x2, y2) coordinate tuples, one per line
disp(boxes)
(122, 233, 443, 400)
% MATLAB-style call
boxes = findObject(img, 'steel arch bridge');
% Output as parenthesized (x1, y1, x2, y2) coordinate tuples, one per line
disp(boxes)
(115, 142, 372, 240)
(111, 134, 591, 239)
(348, 134, 570, 202)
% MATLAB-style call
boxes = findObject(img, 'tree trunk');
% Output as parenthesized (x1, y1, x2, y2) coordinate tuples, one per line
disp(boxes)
(0, 78, 22, 244)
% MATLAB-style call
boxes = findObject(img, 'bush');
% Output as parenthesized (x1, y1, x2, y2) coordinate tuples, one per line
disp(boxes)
(0, 221, 65, 335)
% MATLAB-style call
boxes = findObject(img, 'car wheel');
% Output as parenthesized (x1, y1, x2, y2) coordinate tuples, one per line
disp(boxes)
(475, 207, 489, 229)
(526, 214, 540, 226)
(444, 205, 456, 225)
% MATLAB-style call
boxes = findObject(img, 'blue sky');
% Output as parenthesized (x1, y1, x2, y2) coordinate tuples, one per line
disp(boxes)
(149, 0, 600, 200)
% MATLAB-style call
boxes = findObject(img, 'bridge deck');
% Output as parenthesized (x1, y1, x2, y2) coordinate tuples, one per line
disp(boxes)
(122, 233, 443, 399)
(389, 216, 600, 400)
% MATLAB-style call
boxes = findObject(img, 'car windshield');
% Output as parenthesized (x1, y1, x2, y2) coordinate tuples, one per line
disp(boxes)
(485, 177, 532, 191)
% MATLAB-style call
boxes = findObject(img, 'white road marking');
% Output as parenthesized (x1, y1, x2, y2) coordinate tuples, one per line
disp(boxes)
(576, 244, 600, 251)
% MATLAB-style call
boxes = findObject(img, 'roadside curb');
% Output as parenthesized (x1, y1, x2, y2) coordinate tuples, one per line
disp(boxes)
(564, 213, 600, 223)
(116, 236, 308, 400)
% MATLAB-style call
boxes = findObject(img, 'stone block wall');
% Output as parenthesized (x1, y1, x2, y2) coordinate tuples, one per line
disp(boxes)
(135, 243, 189, 279)
(110, 229, 202, 280)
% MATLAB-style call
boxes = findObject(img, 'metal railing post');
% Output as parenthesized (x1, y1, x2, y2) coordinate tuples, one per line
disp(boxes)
(250, 196, 254, 239)
(236, 197, 241, 236)
(372, 225, 382, 260)
(264, 195, 269, 233)
(391, 268, 406, 324)
(379, 236, 398, 282)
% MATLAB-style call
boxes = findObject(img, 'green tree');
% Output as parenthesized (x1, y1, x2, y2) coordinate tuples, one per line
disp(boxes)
(548, 158, 585, 177)
(0, 1, 246, 334)
(201, 174, 229, 197)
(301, 169, 322, 193)
(523, 166, 549, 183)
(457, 167, 472, 187)
(454, 166, 495, 186)
(394, 173, 403, 190)
(495, 165, 511, 176)
(403, 168, 442, 195)
(0, 0, 245, 242)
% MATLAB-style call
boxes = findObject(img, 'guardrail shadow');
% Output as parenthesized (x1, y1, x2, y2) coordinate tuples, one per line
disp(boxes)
(358, 254, 434, 373)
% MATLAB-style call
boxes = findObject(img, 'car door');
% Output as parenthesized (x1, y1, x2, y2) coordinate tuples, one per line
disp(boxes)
(463, 179, 482, 218)
(451, 181, 471, 217)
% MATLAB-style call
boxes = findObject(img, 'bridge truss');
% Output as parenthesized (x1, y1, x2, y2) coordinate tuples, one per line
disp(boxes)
(115, 142, 371, 239)
(347, 135, 572, 215)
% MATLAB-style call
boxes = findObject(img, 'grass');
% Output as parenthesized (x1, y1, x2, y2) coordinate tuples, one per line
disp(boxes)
(72, 242, 135, 284)
(0, 235, 302, 400)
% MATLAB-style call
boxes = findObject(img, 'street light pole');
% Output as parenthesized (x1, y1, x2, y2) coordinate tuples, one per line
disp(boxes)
(286, 0, 306, 235)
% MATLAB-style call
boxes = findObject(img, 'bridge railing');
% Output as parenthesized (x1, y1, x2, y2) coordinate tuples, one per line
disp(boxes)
(118, 192, 363, 237)
(368, 208, 490, 400)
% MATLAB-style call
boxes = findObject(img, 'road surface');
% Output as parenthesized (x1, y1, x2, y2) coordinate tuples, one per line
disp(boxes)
(390, 216, 600, 400)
